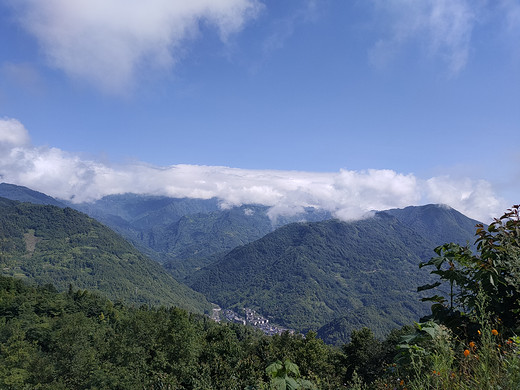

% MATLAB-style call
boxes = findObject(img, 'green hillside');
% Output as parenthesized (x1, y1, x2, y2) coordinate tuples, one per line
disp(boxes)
(70, 193, 332, 279)
(0, 197, 210, 314)
(0, 185, 330, 280)
(160, 205, 274, 278)
(189, 212, 438, 333)
(385, 203, 480, 247)
(316, 305, 412, 345)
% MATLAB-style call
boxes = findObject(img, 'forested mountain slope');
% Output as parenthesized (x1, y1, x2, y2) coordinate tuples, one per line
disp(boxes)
(189, 212, 438, 333)
(189, 205, 479, 338)
(159, 205, 274, 278)
(69, 193, 332, 279)
(71, 193, 221, 231)
(386, 203, 480, 248)
(0, 197, 210, 313)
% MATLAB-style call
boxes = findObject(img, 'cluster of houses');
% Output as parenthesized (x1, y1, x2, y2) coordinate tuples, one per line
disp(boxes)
(214, 307, 293, 336)
(221, 309, 245, 325)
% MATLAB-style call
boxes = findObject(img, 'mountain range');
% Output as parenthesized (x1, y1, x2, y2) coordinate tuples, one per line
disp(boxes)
(0, 182, 480, 343)
(68, 194, 332, 279)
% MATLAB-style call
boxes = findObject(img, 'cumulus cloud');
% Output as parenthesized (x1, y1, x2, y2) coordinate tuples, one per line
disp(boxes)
(425, 176, 505, 222)
(10, 0, 262, 93)
(0, 118, 508, 223)
(369, 0, 478, 73)
(0, 118, 31, 148)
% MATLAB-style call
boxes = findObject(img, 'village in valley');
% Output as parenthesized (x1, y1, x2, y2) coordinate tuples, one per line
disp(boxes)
(211, 306, 294, 336)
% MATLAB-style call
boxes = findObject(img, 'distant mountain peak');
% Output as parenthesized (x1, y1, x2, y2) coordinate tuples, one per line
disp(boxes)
(0, 182, 65, 207)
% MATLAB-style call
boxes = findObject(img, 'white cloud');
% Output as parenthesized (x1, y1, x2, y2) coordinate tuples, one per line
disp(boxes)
(0, 119, 508, 223)
(369, 0, 478, 73)
(0, 118, 31, 147)
(11, 0, 262, 93)
(425, 176, 506, 222)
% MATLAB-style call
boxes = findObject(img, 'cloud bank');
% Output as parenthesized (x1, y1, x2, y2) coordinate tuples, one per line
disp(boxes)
(10, 0, 262, 93)
(0, 118, 507, 222)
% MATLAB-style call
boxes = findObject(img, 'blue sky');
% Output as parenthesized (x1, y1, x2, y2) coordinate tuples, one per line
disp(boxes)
(0, 0, 519, 222)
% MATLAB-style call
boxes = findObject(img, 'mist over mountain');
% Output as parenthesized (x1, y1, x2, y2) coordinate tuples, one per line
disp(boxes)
(70, 194, 221, 230)
(0, 184, 333, 279)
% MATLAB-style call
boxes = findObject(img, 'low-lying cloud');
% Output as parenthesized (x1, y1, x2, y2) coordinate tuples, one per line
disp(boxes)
(0, 118, 508, 222)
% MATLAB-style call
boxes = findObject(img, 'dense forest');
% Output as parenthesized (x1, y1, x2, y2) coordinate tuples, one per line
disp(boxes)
(0, 184, 480, 343)
(0, 274, 349, 389)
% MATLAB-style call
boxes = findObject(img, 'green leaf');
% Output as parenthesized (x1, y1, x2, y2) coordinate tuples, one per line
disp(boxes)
(417, 282, 442, 292)
(299, 379, 317, 390)
(271, 377, 287, 390)
(285, 377, 300, 390)
(284, 360, 300, 377)
(422, 326, 437, 338)
(266, 361, 283, 378)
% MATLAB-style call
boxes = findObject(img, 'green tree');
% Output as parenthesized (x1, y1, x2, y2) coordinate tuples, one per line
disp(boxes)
(0, 321, 39, 389)
(266, 359, 315, 390)
(342, 327, 383, 384)
(419, 205, 520, 333)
